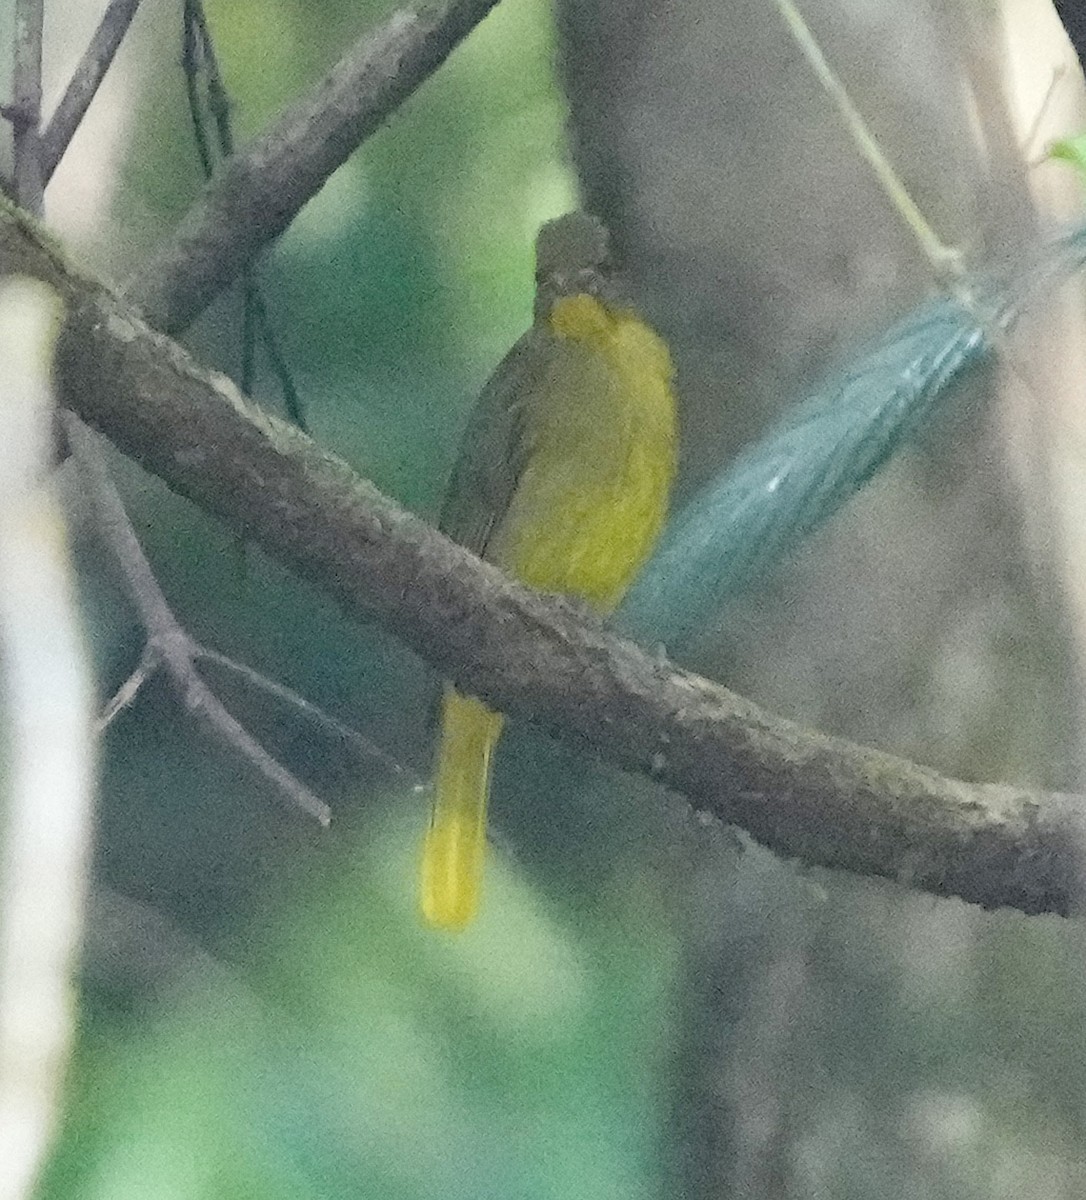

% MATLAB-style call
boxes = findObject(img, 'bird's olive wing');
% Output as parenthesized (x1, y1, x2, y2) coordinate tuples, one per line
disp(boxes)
(438, 328, 550, 558)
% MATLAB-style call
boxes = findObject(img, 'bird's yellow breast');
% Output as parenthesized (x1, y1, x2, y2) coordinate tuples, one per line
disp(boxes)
(487, 293, 677, 613)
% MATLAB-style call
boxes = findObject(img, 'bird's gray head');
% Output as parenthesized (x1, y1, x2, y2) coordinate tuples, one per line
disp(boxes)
(533, 213, 621, 318)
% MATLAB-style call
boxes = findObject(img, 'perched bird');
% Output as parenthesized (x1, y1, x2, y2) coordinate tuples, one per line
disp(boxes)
(420, 212, 678, 930)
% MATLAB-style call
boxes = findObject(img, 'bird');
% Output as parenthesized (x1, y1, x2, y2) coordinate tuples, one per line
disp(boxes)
(420, 212, 678, 930)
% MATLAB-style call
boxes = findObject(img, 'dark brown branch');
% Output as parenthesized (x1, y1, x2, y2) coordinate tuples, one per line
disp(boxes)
(39, 0, 143, 184)
(125, 0, 504, 333)
(9, 0, 45, 214)
(3, 200, 1082, 917)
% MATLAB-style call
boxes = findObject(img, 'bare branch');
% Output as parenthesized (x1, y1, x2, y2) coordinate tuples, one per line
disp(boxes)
(9, 0, 44, 214)
(39, 0, 143, 184)
(0, 278, 95, 1200)
(2, 203, 1080, 917)
(97, 642, 158, 732)
(63, 413, 332, 827)
(196, 648, 417, 782)
(125, 0, 504, 333)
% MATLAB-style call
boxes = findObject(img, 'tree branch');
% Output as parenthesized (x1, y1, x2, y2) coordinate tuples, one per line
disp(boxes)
(125, 0, 504, 334)
(9, 0, 44, 215)
(2, 200, 1082, 918)
(39, 0, 143, 185)
(195, 647, 415, 783)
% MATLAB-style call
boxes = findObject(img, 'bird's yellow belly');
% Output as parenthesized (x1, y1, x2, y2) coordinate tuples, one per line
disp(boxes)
(487, 295, 676, 613)
(489, 444, 671, 612)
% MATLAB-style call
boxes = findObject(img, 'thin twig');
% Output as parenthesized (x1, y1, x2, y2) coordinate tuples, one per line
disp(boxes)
(180, 1, 306, 428)
(97, 638, 408, 777)
(196, 647, 418, 781)
(127, 0, 505, 332)
(1022, 65, 1067, 160)
(10, 0, 45, 215)
(0, 279, 95, 1200)
(39, 0, 143, 184)
(98, 637, 408, 778)
(180, 0, 215, 178)
(773, 0, 963, 282)
(252, 290, 306, 427)
(63, 414, 332, 827)
(187, 0, 234, 155)
(97, 642, 158, 732)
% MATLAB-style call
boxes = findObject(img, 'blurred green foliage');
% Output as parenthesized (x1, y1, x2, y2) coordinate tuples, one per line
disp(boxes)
(44, 814, 679, 1199)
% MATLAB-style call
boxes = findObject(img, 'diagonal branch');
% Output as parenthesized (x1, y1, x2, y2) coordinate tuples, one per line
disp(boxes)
(125, 0, 504, 334)
(39, 0, 143, 185)
(195, 647, 416, 783)
(8, 0, 45, 215)
(2, 200, 1083, 918)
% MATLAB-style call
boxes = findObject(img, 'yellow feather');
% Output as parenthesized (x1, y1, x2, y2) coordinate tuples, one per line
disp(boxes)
(421, 689, 504, 930)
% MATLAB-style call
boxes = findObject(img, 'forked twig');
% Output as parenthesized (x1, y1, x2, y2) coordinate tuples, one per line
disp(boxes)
(65, 413, 333, 827)
(196, 648, 417, 783)
(98, 639, 416, 784)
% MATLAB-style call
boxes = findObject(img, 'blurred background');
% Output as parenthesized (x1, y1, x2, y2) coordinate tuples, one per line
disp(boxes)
(4, 0, 1086, 1195)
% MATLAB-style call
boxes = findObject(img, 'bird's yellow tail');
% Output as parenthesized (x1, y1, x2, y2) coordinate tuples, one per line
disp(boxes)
(420, 688, 504, 930)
